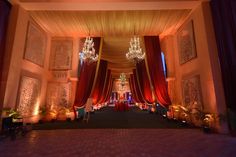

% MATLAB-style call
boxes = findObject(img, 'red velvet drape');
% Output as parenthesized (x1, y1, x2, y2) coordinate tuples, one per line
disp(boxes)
(73, 37, 101, 108)
(99, 70, 111, 103)
(104, 78, 114, 102)
(136, 60, 154, 104)
(144, 36, 171, 107)
(129, 78, 140, 103)
(132, 71, 145, 103)
(91, 60, 108, 104)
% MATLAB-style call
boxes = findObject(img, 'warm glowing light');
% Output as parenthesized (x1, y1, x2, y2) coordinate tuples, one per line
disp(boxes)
(126, 36, 145, 62)
(79, 36, 98, 63)
(33, 98, 40, 116)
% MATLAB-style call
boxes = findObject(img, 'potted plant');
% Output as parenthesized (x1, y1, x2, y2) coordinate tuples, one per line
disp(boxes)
(57, 107, 68, 121)
(1, 108, 21, 119)
(39, 106, 47, 123)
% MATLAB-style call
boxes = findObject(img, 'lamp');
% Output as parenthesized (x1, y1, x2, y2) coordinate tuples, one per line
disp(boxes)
(126, 36, 145, 62)
(119, 73, 126, 90)
(79, 36, 98, 63)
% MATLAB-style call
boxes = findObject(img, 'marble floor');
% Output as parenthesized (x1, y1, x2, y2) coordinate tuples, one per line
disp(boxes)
(1, 129, 236, 157)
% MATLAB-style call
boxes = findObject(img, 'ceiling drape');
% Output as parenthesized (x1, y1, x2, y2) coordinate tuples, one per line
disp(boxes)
(73, 37, 101, 111)
(144, 36, 171, 107)
(91, 60, 108, 104)
(136, 60, 155, 104)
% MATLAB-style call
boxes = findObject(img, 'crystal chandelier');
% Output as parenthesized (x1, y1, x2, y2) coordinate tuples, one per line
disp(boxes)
(126, 36, 145, 62)
(120, 73, 126, 87)
(79, 37, 98, 63)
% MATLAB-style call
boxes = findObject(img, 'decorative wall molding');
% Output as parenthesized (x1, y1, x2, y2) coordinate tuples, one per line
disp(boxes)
(166, 77, 176, 82)
(51, 71, 68, 82)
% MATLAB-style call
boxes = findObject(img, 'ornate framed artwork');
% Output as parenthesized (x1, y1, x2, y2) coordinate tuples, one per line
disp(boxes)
(17, 76, 41, 117)
(177, 20, 197, 65)
(181, 75, 203, 112)
(50, 38, 73, 70)
(24, 22, 47, 67)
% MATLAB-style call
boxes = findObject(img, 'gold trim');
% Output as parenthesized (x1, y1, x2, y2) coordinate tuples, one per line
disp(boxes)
(142, 37, 157, 103)
(90, 38, 103, 96)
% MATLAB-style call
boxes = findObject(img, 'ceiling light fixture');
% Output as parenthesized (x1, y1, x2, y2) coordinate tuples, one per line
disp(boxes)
(79, 36, 98, 63)
(126, 35, 145, 62)
(79, 20, 99, 63)
(120, 73, 126, 88)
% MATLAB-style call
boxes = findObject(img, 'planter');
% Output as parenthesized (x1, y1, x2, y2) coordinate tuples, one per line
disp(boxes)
(57, 114, 67, 121)
(203, 126, 212, 134)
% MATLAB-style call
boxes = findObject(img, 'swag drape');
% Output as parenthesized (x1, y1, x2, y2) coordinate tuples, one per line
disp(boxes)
(129, 78, 140, 103)
(136, 60, 154, 104)
(91, 60, 108, 104)
(144, 36, 171, 107)
(104, 78, 114, 102)
(132, 71, 145, 103)
(74, 37, 101, 109)
(99, 70, 111, 103)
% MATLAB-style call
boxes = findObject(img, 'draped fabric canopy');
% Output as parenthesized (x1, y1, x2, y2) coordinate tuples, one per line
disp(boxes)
(129, 78, 140, 103)
(91, 60, 108, 104)
(30, 10, 190, 37)
(99, 70, 111, 104)
(104, 78, 114, 102)
(74, 37, 101, 108)
(132, 70, 145, 103)
(74, 36, 171, 109)
(136, 60, 154, 104)
(144, 36, 171, 107)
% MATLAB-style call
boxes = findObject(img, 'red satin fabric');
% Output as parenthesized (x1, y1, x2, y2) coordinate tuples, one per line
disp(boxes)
(136, 60, 155, 103)
(144, 36, 171, 107)
(99, 70, 111, 103)
(132, 72, 145, 103)
(73, 37, 101, 108)
(104, 78, 114, 102)
(129, 77, 140, 103)
(91, 60, 108, 104)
